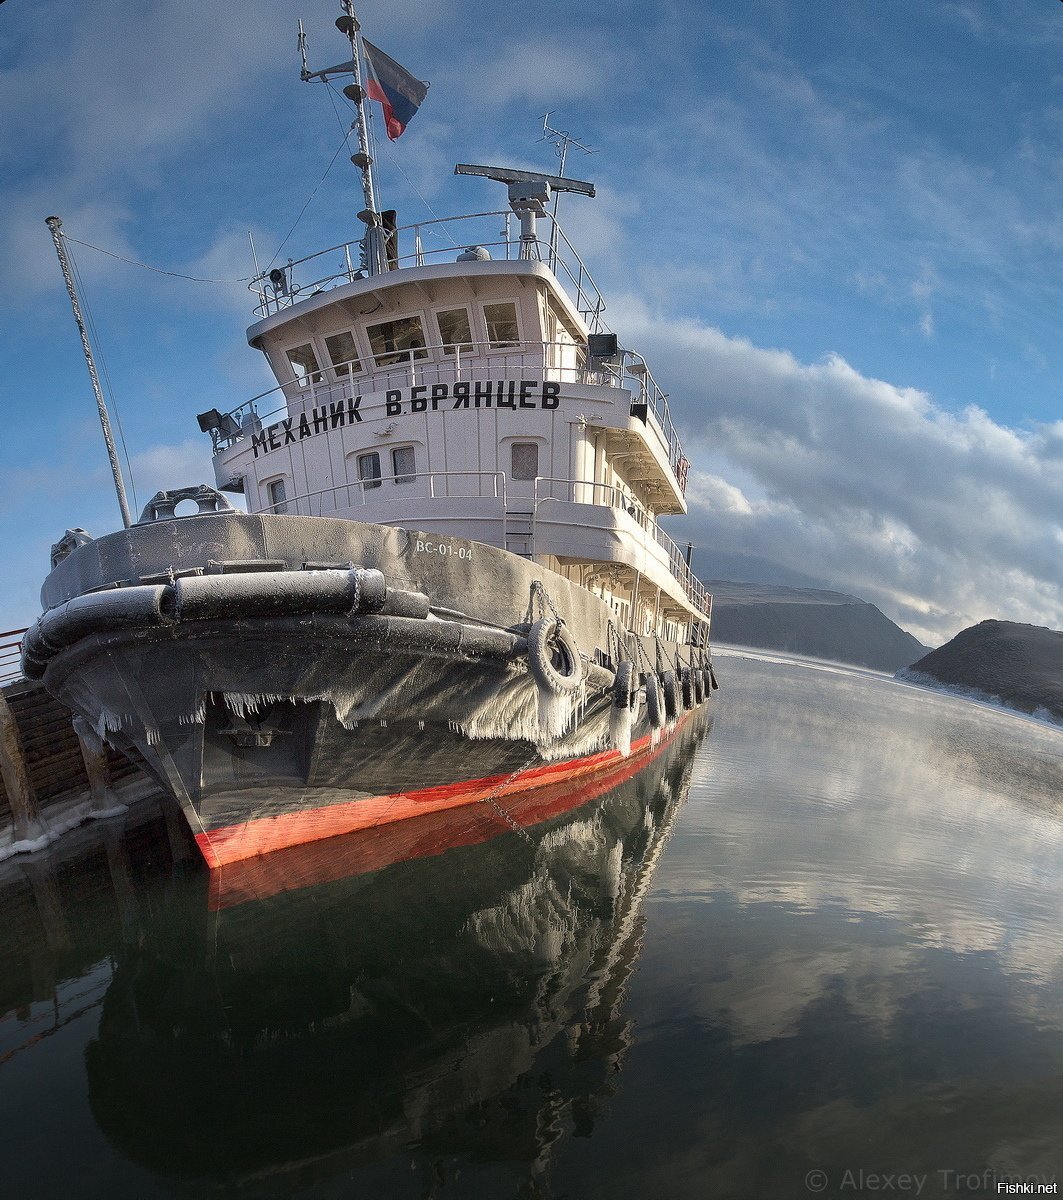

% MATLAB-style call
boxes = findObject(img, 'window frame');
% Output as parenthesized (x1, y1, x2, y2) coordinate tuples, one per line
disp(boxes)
(391, 445, 417, 485)
(284, 341, 323, 387)
(510, 440, 540, 482)
(433, 305, 475, 356)
(264, 476, 290, 514)
(322, 328, 363, 379)
(483, 300, 522, 351)
(356, 451, 382, 491)
(365, 312, 430, 368)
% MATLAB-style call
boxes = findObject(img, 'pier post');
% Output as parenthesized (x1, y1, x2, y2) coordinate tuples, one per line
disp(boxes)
(0, 690, 46, 843)
(72, 715, 121, 814)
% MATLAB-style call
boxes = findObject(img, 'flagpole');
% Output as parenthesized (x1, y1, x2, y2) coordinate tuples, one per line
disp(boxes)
(336, 0, 385, 275)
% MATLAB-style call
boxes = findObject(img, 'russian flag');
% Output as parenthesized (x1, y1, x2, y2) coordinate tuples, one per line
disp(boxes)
(362, 40, 428, 140)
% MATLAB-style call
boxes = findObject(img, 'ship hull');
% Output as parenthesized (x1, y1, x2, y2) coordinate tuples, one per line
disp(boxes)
(27, 512, 713, 867)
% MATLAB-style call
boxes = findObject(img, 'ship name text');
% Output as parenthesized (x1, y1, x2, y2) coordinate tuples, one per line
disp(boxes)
(250, 380, 560, 459)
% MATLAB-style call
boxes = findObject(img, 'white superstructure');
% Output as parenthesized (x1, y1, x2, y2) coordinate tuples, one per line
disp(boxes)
(200, 183, 709, 646)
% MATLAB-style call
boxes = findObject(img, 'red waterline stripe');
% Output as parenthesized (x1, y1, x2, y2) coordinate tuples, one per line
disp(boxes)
(194, 719, 687, 870)
(210, 717, 689, 910)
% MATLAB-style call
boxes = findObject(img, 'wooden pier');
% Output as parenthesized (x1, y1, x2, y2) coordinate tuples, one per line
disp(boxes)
(0, 628, 155, 859)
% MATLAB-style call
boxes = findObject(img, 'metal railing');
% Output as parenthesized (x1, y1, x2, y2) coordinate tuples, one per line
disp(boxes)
(210, 339, 688, 492)
(250, 210, 608, 331)
(259, 471, 508, 517)
(533, 479, 712, 619)
(1, 628, 27, 685)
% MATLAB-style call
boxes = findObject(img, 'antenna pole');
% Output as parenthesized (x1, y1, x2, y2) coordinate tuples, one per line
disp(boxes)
(540, 113, 596, 264)
(45, 216, 133, 530)
(301, 4, 385, 274)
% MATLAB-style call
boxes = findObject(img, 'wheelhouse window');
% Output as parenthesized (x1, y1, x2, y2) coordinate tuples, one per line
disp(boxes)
(484, 302, 519, 348)
(285, 343, 321, 386)
(511, 442, 539, 481)
(324, 330, 361, 376)
(436, 307, 473, 354)
(357, 451, 382, 490)
(391, 445, 416, 484)
(266, 478, 288, 514)
(366, 315, 428, 367)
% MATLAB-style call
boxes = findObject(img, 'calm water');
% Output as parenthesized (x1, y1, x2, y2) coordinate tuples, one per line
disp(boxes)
(2, 652, 1063, 1200)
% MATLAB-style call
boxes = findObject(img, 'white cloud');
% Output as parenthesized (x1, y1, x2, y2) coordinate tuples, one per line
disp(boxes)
(615, 300, 1063, 643)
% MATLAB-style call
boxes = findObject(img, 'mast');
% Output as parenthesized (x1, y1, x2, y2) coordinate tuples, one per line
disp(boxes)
(300, 2, 386, 275)
(45, 216, 133, 530)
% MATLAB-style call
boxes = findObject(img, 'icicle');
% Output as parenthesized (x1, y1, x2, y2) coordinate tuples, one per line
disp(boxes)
(224, 692, 284, 719)
(609, 701, 633, 757)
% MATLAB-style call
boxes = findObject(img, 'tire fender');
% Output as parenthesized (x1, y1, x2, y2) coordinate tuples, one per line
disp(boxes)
(613, 660, 636, 709)
(643, 671, 665, 729)
(661, 670, 680, 721)
(527, 618, 584, 695)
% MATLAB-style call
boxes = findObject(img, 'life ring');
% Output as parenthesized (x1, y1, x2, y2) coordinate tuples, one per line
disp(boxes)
(527, 618, 584, 695)
(613, 660, 636, 710)
(643, 671, 665, 729)
(661, 670, 680, 721)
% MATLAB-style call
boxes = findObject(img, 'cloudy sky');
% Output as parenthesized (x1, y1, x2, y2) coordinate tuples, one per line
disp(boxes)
(3, 0, 1063, 644)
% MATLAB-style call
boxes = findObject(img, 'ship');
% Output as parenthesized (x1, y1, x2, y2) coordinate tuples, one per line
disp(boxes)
(22, 3, 716, 870)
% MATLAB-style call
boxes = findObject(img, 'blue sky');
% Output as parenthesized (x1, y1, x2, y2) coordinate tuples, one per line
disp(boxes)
(3, 0, 1063, 643)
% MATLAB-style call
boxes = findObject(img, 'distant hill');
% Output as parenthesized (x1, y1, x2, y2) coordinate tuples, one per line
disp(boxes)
(705, 580, 927, 672)
(899, 620, 1063, 723)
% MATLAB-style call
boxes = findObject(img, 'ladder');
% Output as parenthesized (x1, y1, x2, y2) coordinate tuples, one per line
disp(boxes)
(504, 508, 534, 558)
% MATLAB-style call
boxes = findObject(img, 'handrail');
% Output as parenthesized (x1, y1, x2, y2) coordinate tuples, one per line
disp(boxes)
(214, 338, 601, 436)
(532, 479, 711, 619)
(258, 471, 508, 517)
(0, 628, 28, 685)
(250, 210, 609, 331)
(208, 338, 687, 493)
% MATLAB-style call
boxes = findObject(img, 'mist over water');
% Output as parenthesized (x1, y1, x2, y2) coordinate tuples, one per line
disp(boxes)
(1, 652, 1062, 1199)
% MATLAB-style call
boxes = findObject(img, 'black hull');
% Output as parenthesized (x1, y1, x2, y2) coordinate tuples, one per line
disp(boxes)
(27, 513, 715, 866)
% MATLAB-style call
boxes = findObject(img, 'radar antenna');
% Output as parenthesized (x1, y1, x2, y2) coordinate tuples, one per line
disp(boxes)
(298, 3, 387, 275)
(453, 163, 595, 262)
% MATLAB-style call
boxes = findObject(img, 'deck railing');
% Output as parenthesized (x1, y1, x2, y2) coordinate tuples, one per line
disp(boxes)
(250, 211, 608, 331)
(210, 339, 687, 491)
(258, 471, 508, 517)
(0, 628, 27, 685)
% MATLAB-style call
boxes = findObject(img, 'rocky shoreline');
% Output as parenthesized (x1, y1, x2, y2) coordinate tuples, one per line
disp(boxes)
(897, 620, 1063, 725)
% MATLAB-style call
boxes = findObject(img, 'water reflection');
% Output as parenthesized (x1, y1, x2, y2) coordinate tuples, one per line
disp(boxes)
(1, 714, 706, 1197)
(5, 654, 1063, 1199)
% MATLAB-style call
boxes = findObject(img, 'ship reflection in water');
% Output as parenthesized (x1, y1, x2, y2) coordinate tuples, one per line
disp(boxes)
(5, 654, 1063, 1199)
(0, 711, 708, 1199)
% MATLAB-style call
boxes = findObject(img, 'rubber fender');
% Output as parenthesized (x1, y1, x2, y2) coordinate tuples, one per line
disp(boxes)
(19, 622, 50, 680)
(680, 666, 696, 710)
(379, 588, 430, 620)
(694, 666, 706, 705)
(613, 660, 636, 710)
(643, 671, 665, 729)
(37, 585, 176, 653)
(709, 663, 720, 690)
(173, 568, 373, 622)
(527, 618, 583, 695)
(661, 670, 680, 721)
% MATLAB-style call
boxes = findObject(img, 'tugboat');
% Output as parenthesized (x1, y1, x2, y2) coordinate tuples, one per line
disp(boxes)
(23, 4, 716, 869)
